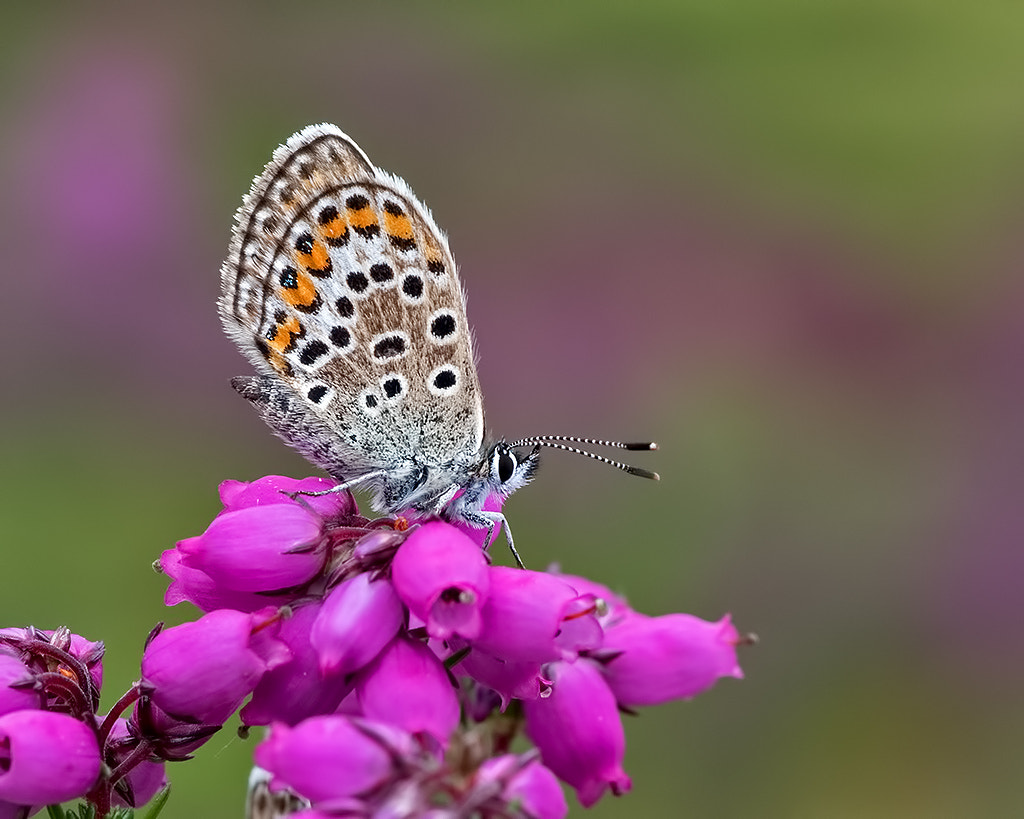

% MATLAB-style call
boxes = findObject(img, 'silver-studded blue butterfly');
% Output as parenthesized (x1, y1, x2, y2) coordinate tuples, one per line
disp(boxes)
(220, 124, 657, 564)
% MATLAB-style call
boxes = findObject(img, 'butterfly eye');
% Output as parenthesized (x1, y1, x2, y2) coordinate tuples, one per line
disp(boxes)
(497, 449, 517, 484)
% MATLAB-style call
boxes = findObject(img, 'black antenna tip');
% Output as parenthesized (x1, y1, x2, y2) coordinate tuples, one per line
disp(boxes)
(627, 466, 661, 481)
(624, 441, 658, 451)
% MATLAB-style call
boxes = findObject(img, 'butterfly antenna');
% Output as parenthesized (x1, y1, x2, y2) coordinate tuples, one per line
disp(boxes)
(509, 435, 660, 480)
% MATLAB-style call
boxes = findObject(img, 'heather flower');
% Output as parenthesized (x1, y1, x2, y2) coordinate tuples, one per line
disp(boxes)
(141, 607, 289, 725)
(241, 603, 353, 728)
(310, 572, 404, 676)
(146, 474, 748, 814)
(254, 715, 411, 803)
(159, 545, 292, 613)
(597, 612, 744, 707)
(0, 710, 101, 805)
(391, 521, 490, 640)
(219, 475, 355, 519)
(471, 567, 602, 663)
(355, 635, 459, 745)
(523, 659, 631, 807)
(476, 754, 568, 819)
(449, 644, 549, 709)
(176, 502, 328, 592)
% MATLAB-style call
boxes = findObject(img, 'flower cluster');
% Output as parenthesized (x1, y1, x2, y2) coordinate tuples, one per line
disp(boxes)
(0, 474, 743, 818)
(155, 475, 745, 816)
(0, 627, 167, 817)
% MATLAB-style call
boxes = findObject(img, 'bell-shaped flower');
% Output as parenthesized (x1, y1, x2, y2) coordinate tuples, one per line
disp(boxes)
(355, 635, 458, 745)
(141, 607, 289, 725)
(254, 715, 411, 803)
(523, 659, 630, 807)
(599, 612, 743, 707)
(549, 571, 632, 627)
(476, 754, 567, 819)
(241, 603, 352, 727)
(159, 547, 292, 613)
(391, 522, 489, 640)
(472, 568, 601, 664)
(449, 640, 549, 709)
(177, 502, 327, 593)
(218, 474, 354, 521)
(0, 710, 101, 805)
(311, 573, 404, 676)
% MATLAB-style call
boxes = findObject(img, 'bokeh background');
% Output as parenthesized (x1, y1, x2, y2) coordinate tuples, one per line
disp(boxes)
(2, 3, 1022, 816)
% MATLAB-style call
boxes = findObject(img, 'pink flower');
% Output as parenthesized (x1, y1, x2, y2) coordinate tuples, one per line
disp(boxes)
(218, 475, 354, 520)
(0, 710, 101, 805)
(391, 522, 490, 640)
(524, 660, 631, 807)
(310, 573, 404, 676)
(0, 655, 39, 717)
(599, 612, 743, 707)
(477, 755, 567, 819)
(254, 715, 410, 803)
(355, 636, 459, 745)
(241, 604, 353, 728)
(471, 568, 601, 663)
(177, 503, 327, 592)
(141, 608, 289, 725)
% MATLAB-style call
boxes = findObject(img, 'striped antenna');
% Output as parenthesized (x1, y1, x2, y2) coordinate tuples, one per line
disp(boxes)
(508, 435, 660, 480)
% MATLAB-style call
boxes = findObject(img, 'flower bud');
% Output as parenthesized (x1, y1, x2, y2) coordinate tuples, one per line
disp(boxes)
(450, 641, 549, 709)
(159, 547, 291, 613)
(311, 573, 403, 676)
(106, 718, 167, 807)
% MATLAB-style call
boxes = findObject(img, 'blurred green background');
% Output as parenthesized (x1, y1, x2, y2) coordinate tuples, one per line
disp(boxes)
(2, 2, 1022, 816)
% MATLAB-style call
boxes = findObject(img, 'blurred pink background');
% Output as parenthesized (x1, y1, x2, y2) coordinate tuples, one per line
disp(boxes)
(1, 4, 1022, 816)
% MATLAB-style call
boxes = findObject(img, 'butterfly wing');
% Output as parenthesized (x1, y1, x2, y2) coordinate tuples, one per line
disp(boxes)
(219, 124, 485, 499)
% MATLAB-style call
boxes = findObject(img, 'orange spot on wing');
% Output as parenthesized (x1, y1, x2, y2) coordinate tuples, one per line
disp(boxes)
(348, 206, 378, 231)
(299, 239, 331, 271)
(281, 271, 318, 309)
(267, 315, 302, 353)
(383, 211, 414, 241)
(319, 213, 348, 241)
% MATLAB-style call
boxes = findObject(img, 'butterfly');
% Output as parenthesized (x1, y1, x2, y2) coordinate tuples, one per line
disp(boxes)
(219, 124, 656, 564)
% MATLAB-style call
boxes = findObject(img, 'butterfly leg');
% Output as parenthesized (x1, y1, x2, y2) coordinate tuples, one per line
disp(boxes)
(472, 510, 525, 569)
(292, 470, 389, 498)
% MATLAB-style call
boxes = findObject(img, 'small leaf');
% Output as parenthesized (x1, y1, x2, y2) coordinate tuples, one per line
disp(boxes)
(137, 786, 171, 819)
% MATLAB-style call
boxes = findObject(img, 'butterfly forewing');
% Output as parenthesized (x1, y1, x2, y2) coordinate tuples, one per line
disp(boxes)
(219, 125, 485, 483)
